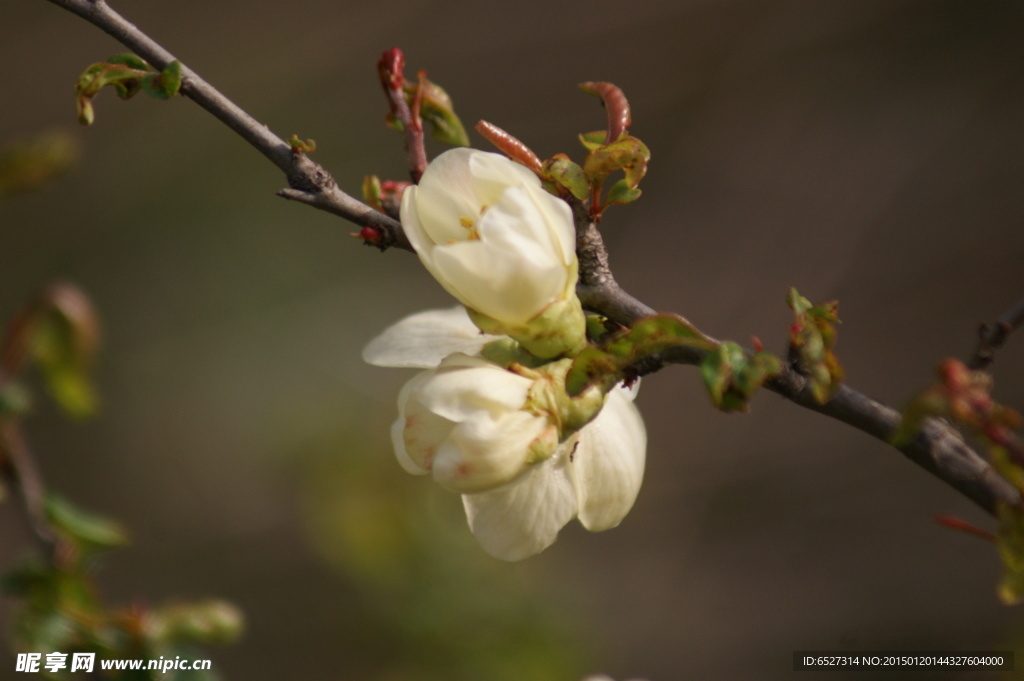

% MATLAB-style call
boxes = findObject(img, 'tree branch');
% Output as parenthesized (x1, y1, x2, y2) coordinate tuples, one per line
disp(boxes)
(49, 0, 1022, 517)
(574, 214, 1021, 515)
(46, 0, 412, 251)
(968, 295, 1024, 371)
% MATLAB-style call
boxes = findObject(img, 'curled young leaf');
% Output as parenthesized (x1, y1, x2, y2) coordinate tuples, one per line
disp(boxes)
(787, 287, 843, 404)
(541, 154, 589, 201)
(405, 76, 469, 147)
(566, 314, 715, 397)
(74, 55, 181, 125)
(700, 341, 782, 412)
(46, 494, 127, 550)
(578, 130, 607, 151)
(23, 284, 101, 418)
(579, 82, 632, 143)
(476, 121, 542, 173)
(582, 135, 650, 189)
(604, 178, 642, 206)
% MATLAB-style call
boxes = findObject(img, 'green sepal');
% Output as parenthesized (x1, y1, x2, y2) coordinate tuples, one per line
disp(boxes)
(479, 338, 547, 370)
(467, 292, 587, 361)
(787, 287, 843, 404)
(605, 178, 642, 206)
(46, 494, 128, 550)
(700, 341, 782, 412)
(566, 314, 715, 397)
(541, 154, 589, 201)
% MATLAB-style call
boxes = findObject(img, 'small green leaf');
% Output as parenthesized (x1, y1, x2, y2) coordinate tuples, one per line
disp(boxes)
(106, 53, 151, 70)
(578, 130, 606, 151)
(0, 129, 81, 198)
(604, 178, 642, 206)
(541, 154, 589, 201)
(288, 134, 317, 154)
(362, 175, 383, 210)
(141, 60, 182, 100)
(73, 56, 182, 124)
(149, 600, 244, 646)
(700, 341, 782, 412)
(583, 135, 650, 187)
(160, 60, 183, 97)
(566, 314, 715, 396)
(46, 494, 128, 549)
(28, 285, 101, 418)
(406, 78, 470, 147)
(997, 502, 1024, 605)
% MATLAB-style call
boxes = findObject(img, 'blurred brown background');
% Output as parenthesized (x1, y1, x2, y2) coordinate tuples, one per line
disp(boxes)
(3, 0, 1024, 679)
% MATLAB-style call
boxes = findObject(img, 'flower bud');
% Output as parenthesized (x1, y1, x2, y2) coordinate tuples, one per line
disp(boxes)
(392, 353, 605, 494)
(400, 148, 586, 358)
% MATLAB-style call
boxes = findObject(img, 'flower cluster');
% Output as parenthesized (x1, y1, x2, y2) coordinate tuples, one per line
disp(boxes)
(364, 149, 646, 560)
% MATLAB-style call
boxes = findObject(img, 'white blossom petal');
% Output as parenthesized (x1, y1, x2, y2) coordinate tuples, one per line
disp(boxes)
(433, 410, 548, 493)
(362, 307, 498, 369)
(413, 354, 533, 422)
(570, 387, 647, 531)
(462, 450, 578, 560)
(392, 370, 450, 473)
(409, 149, 481, 244)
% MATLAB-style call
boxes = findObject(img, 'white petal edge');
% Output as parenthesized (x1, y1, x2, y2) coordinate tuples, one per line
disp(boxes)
(362, 307, 499, 369)
(462, 452, 577, 561)
(570, 387, 646, 532)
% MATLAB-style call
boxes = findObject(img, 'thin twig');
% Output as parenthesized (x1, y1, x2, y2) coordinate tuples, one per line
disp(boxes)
(376, 49, 428, 184)
(46, 0, 412, 251)
(968, 295, 1024, 370)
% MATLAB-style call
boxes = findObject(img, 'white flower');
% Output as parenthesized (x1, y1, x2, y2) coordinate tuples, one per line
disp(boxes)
(364, 307, 646, 561)
(391, 352, 559, 494)
(400, 148, 585, 358)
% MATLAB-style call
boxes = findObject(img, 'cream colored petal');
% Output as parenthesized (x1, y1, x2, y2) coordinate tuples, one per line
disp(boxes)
(522, 182, 576, 267)
(410, 148, 483, 244)
(429, 189, 568, 325)
(392, 370, 452, 474)
(570, 387, 647, 531)
(432, 410, 547, 493)
(361, 307, 499, 369)
(461, 453, 578, 560)
(468, 149, 543, 205)
(414, 356, 533, 421)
